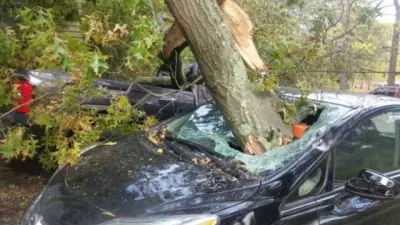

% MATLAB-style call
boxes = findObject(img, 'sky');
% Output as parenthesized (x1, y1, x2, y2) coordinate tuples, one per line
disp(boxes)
(378, 0, 396, 23)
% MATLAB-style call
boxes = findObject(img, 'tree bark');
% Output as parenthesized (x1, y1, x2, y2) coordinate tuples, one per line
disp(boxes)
(339, 0, 353, 91)
(388, 0, 400, 86)
(165, 0, 290, 154)
(339, 72, 349, 90)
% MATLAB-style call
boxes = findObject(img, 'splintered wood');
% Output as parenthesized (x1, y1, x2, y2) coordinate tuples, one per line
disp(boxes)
(162, 0, 267, 73)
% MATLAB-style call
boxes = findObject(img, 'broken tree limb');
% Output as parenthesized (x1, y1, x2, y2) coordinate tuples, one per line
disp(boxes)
(162, 0, 267, 73)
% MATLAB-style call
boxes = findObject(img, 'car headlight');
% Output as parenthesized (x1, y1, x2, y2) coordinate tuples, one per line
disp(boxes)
(100, 214, 219, 225)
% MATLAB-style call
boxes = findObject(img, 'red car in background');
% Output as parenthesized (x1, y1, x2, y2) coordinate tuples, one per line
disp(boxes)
(3, 68, 211, 173)
(7, 69, 210, 124)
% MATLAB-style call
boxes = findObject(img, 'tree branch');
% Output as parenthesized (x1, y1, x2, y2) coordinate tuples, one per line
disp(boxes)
(332, 0, 382, 41)
(135, 75, 203, 98)
(0, 93, 52, 120)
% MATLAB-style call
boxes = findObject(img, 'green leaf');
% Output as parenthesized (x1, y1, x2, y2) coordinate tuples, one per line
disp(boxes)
(90, 52, 109, 75)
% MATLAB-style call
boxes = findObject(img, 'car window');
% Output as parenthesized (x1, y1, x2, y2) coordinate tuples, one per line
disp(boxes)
(285, 157, 328, 204)
(334, 111, 400, 186)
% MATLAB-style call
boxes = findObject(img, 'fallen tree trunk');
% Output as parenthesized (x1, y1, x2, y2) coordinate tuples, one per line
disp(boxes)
(165, 0, 290, 155)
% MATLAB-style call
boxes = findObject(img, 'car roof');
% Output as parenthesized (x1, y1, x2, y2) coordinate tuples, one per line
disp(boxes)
(277, 87, 400, 109)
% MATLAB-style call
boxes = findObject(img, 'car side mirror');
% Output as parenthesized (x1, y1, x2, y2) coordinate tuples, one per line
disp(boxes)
(345, 169, 400, 201)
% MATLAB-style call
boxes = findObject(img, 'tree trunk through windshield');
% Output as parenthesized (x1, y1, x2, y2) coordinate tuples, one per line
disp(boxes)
(165, 0, 290, 155)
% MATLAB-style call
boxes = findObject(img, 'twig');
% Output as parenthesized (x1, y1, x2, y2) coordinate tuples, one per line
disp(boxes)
(135, 76, 203, 98)
(0, 93, 52, 120)
(124, 82, 135, 95)
(332, 0, 383, 41)
(321, 0, 345, 39)
(145, 0, 163, 34)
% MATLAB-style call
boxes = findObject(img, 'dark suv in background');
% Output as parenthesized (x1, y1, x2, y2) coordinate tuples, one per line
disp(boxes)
(371, 85, 400, 98)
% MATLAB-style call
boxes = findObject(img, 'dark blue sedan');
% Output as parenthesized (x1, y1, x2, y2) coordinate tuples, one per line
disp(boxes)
(22, 90, 400, 225)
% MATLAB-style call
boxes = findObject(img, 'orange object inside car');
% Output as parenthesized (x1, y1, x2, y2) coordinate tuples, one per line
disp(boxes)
(292, 123, 309, 139)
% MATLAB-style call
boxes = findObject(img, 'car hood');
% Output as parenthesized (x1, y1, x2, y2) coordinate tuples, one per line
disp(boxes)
(37, 134, 260, 225)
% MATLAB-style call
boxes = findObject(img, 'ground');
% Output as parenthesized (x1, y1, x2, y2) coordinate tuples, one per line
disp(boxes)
(0, 160, 49, 225)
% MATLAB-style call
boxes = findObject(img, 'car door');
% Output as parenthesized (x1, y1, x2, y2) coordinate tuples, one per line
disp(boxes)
(316, 108, 400, 225)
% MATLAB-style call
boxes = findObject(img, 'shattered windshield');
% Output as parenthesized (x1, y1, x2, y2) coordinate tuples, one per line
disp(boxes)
(167, 102, 351, 176)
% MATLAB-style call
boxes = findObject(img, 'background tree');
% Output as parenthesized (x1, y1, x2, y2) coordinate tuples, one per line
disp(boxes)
(388, 0, 400, 85)
(238, 0, 382, 91)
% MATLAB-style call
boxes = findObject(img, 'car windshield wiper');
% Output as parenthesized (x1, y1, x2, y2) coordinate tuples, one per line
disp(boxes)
(165, 135, 225, 158)
(164, 135, 250, 180)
